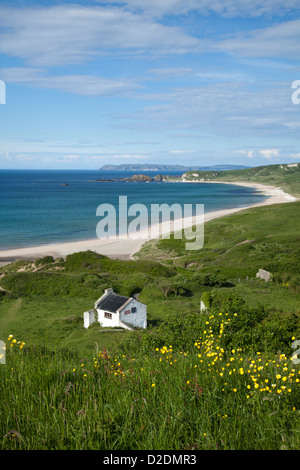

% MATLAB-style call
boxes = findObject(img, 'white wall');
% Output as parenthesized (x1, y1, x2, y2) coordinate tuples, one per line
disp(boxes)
(96, 298, 147, 329)
(83, 309, 96, 328)
(97, 309, 120, 328)
(119, 298, 147, 329)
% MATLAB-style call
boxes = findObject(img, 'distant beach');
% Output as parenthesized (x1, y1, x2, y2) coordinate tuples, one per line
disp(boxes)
(0, 180, 297, 264)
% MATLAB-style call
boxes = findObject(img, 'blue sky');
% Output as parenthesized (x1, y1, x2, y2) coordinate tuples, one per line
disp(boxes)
(0, 0, 300, 169)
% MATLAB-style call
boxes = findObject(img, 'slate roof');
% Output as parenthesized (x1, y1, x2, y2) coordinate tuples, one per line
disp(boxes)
(96, 292, 130, 313)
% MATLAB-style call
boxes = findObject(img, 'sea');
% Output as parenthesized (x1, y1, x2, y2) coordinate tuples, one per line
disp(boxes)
(0, 169, 268, 250)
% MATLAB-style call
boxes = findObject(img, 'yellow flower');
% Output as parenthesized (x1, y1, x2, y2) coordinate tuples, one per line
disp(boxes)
(151, 383, 155, 388)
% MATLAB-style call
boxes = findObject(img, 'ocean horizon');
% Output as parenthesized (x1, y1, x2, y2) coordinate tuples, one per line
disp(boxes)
(0, 169, 267, 251)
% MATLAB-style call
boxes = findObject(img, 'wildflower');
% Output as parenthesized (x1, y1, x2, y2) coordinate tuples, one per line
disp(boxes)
(151, 383, 155, 388)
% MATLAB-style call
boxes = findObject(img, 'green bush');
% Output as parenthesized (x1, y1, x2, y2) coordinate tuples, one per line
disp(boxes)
(35, 256, 55, 266)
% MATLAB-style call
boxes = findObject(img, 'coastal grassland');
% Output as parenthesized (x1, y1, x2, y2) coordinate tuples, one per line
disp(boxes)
(0, 201, 299, 356)
(1, 314, 299, 450)
(136, 200, 300, 298)
(181, 162, 300, 197)
(0, 198, 300, 449)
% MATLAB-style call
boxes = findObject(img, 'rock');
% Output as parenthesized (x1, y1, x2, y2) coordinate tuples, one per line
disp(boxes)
(153, 174, 165, 181)
(256, 269, 272, 282)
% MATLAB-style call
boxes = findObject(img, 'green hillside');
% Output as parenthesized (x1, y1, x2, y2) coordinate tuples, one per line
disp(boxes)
(182, 162, 300, 197)
(1, 170, 300, 450)
(1, 201, 299, 357)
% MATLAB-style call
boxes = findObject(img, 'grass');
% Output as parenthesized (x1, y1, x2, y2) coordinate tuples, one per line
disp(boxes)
(0, 170, 299, 450)
(136, 201, 300, 294)
(1, 313, 299, 450)
(181, 162, 300, 197)
(0, 202, 299, 355)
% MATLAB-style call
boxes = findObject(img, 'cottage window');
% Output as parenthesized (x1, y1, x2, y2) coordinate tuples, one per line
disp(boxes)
(131, 307, 136, 313)
(104, 312, 112, 319)
(124, 309, 130, 315)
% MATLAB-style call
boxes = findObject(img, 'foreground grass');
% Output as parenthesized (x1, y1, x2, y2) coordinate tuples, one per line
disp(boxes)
(1, 311, 299, 450)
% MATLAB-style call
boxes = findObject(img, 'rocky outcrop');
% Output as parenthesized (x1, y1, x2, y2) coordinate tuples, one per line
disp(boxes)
(256, 269, 272, 282)
(91, 174, 167, 183)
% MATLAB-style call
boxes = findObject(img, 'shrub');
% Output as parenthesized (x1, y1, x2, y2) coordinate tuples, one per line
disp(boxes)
(35, 256, 54, 266)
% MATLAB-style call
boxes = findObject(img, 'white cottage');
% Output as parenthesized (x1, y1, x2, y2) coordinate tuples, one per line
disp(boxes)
(83, 288, 147, 330)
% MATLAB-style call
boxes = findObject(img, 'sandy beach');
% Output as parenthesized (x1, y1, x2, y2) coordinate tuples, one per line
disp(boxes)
(0, 181, 297, 264)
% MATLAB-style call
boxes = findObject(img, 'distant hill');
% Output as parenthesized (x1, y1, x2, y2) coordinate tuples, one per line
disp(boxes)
(99, 164, 250, 172)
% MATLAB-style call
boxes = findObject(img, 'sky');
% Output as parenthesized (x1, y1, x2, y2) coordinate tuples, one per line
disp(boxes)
(0, 0, 300, 169)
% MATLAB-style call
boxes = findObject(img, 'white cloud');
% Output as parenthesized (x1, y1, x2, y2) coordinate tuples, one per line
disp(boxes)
(63, 154, 80, 161)
(170, 150, 195, 154)
(148, 68, 194, 78)
(116, 80, 298, 139)
(0, 67, 142, 96)
(0, 5, 199, 67)
(259, 149, 281, 160)
(95, 0, 300, 18)
(215, 19, 300, 59)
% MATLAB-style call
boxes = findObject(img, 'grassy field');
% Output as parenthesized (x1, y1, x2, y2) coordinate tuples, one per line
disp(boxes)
(0, 167, 300, 450)
(1, 201, 300, 354)
(180, 162, 300, 197)
(1, 314, 299, 450)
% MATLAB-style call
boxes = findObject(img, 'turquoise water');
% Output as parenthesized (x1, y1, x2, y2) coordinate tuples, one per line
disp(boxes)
(0, 170, 267, 250)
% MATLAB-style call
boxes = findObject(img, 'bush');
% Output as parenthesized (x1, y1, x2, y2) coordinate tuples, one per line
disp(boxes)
(193, 272, 229, 287)
(35, 256, 54, 266)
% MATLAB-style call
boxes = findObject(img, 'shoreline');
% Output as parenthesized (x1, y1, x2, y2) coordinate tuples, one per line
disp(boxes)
(0, 181, 297, 264)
